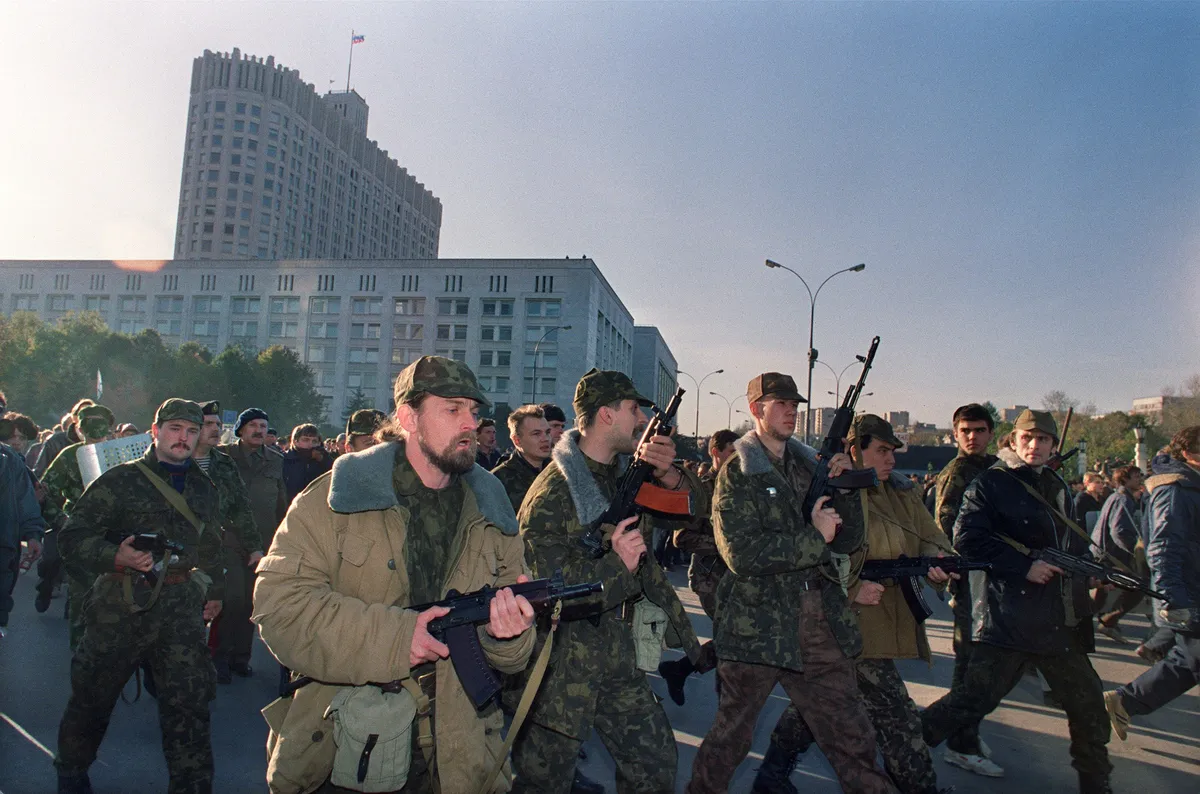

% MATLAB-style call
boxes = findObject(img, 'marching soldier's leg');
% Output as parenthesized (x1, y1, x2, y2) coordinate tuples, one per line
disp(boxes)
(1036, 653, 1112, 793)
(593, 675, 676, 794)
(922, 643, 1026, 749)
(686, 660, 781, 794)
(511, 721, 585, 794)
(151, 585, 216, 794)
(66, 575, 90, 651)
(856, 659, 939, 794)
(755, 704, 814, 794)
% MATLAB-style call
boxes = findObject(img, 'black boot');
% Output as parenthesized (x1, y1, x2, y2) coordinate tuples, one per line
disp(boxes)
(571, 769, 605, 794)
(215, 657, 232, 685)
(751, 741, 800, 794)
(57, 773, 93, 794)
(1078, 772, 1113, 794)
(658, 656, 695, 706)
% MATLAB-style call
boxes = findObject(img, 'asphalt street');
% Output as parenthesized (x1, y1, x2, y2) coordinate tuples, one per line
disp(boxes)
(1, 568, 1196, 793)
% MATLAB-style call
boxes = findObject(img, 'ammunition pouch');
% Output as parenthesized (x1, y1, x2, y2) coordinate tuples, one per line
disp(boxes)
(324, 684, 417, 792)
(631, 599, 669, 672)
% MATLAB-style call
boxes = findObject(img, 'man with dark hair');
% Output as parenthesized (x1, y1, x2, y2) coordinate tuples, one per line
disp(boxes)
(539, 402, 568, 447)
(687, 373, 892, 794)
(1075, 473, 1108, 530)
(512, 369, 701, 793)
(253, 356, 536, 793)
(491, 404, 552, 512)
(1090, 465, 1146, 645)
(0, 413, 40, 456)
(54, 399, 224, 794)
(282, 423, 332, 503)
(475, 417, 503, 469)
(930, 402, 1003, 777)
(344, 408, 386, 453)
(658, 428, 740, 705)
(922, 409, 1112, 794)
(1105, 426, 1200, 741)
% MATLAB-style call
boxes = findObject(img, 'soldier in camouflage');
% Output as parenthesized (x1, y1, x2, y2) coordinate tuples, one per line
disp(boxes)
(344, 408, 386, 453)
(54, 399, 224, 794)
(490, 404, 552, 513)
(657, 428, 740, 705)
(192, 401, 264, 684)
(930, 403, 1005, 777)
(512, 369, 702, 794)
(37, 404, 115, 649)
(685, 373, 894, 794)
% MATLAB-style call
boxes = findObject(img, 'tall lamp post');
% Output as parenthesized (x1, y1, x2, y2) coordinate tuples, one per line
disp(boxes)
(815, 359, 862, 404)
(765, 259, 866, 444)
(676, 367, 724, 439)
(1133, 426, 1147, 471)
(531, 325, 571, 405)
(709, 391, 738, 428)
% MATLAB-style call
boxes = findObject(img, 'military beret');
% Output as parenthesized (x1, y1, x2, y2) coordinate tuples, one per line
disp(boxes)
(393, 355, 490, 408)
(200, 400, 221, 417)
(154, 398, 204, 427)
(235, 408, 270, 435)
(346, 408, 386, 437)
(538, 403, 567, 424)
(573, 369, 653, 417)
(747, 372, 806, 404)
(1013, 409, 1059, 441)
(848, 413, 903, 450)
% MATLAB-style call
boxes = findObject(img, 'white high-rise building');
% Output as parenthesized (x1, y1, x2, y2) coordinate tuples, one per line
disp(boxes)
(174, 48, 441, 262)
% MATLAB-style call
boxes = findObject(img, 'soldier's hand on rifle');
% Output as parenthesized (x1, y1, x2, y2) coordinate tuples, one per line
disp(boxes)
(611, 515, 646, 572)
(854, 581, 885, 606)
(203, 600, 222, 621)
(637, 434, 679, 481)
(410, 605, 452, 667)
(1026, 560, 1063, 585)
(486, 574, 536, 639)
(826, 452, 853, 478)
(810, 495, 841, 543)
(114, 535, 154, 572)
(928, 552, 959, 583)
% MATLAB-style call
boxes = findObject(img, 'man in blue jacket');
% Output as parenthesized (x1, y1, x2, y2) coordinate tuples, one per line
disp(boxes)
(1, 438, 45, 634)
(1105, 426, 1200, 739)
(1091, 465, 1146, 644)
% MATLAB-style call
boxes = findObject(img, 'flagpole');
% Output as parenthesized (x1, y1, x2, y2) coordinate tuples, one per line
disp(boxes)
(346, 30, 355, 92)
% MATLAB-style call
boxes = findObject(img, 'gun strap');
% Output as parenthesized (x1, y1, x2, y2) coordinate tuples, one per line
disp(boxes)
(396, 677, 438, 794)
(996, 469, 1133, 574)
(474, 600, 562, 794)
(134, 461, 206, 537)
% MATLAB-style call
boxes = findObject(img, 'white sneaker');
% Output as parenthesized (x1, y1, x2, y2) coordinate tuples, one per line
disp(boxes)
(978, 738, 993, 760)
(943, 749, 1005, 778)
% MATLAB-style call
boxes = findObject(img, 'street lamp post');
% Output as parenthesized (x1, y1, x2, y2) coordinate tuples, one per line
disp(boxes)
(676, 368, 724, 439)
(1133, 426, 1147, 471)
(709, 391, 735, 428)
(765, 259, 866, 444)
(531, 325, 571, 405)
(814, 359, 862, 405)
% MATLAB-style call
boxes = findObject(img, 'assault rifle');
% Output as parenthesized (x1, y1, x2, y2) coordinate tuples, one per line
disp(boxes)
(579, 388, 694, 559)
(103, 532, 185, 585)
(408, 571, 603, 708)
(859, 555, 993, 623)
(1029, 546, 1168, 602)
(800, 336, 883, 523)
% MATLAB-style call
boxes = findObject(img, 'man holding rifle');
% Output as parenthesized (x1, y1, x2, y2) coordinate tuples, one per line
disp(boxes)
(921, 409, 1113, 794)
(686, 373, 894, 794)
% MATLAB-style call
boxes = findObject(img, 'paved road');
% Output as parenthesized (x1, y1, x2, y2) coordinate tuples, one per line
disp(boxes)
(2, 569, 1196, 793)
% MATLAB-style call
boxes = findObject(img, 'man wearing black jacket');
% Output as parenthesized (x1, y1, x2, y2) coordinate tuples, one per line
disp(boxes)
(921, 409, 1112, 794)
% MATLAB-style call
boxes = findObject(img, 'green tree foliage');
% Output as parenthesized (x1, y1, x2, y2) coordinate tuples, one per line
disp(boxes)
(341, 387, 372, 425)
(0, 312, 325, 433)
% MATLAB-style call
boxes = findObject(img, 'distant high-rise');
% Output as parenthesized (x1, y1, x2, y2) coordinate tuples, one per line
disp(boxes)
(174, 48, 441, 262)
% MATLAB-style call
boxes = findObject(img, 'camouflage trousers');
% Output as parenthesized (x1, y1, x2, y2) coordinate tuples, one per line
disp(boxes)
(512, 674, 676, 793)
(55, 575, 216, 794)
(67, 574, 90, 651)
(922, 643, 1111, 780)
(685, 596, 894, 794)
(770, 659, 938, 794)
(214, 547, 255, 665)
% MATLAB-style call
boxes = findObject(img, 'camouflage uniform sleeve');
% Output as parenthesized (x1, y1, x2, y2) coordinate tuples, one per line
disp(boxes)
(39, 454, 72, 530)
(58, 474, 122, 577)
(934, 462, 967, 539)
(196, 488, 226, 601)
(672, 470, 718, 555)
(519, 478, 642, 611)
(714, 458, 831, 575)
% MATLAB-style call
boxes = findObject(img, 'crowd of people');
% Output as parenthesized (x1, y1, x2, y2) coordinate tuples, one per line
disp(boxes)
(0, 362, 1197, 794)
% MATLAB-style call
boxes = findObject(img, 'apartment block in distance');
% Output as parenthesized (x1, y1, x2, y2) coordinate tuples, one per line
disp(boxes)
(175, 48, 441, 262)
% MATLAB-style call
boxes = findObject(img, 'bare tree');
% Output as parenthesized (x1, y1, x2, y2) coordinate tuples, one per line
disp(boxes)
(1041, 390, 1078, 414)
(1184, 374, 1200, 398)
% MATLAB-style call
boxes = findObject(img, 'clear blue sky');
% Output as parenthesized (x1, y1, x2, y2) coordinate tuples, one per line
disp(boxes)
(1, 1, 1196, 433)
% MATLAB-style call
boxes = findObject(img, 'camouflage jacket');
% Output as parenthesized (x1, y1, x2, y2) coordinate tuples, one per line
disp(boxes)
(58, 445, 225, 601)
(218, 440, 287, 548)
(40, 442, 87, 531)
(519, 430, 701, 738)
(673, 470, 719, 557)
(934, 452, 998, 542)
(206, 447, 264, 554)
(490, 452, 544, 514)
(713, 432, 866, 670)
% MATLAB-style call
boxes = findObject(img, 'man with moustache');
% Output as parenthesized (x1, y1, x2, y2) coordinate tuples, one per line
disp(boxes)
(512, 369, 702, 793)
(194, 401, 264, 685)
(218, 408, 286, 678)
(930, 403, 1004, 778)
(54, 399, 224, 794)
(490, 404, 552, 513)
(539, 402, 568, 447)
(922, 410, 1112, 794)
(253, 356, 536, 794)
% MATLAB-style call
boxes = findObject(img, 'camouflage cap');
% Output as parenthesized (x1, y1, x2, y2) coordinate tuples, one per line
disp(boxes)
(1013, 408, 1059, 441)
(393, 355, 491, 408)
(573, 368, 653, 416)
(200, 400, 220, 417)
(154, 398, 204, 427)
(346, 408, 387, 437)
(747, 372, 807, 404)
(848, 413, 903, 449)
(76, 405, 116, 439)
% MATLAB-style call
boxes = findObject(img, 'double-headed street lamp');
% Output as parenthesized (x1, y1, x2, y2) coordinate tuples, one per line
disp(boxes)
(709, 391, 747, 429)
(815, 359, 863, 405)
(676, 367, 724, 438)
(765, 258, 866, 444)
(531, 325, 571, 405)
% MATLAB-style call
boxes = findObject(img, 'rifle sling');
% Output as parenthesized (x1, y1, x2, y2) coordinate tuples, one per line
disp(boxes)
(134, 461, 206, 537)
(996, 469, 1132, 574)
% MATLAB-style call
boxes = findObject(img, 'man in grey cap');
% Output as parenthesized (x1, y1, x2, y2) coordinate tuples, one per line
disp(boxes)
(922, 409, 1113, 794)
